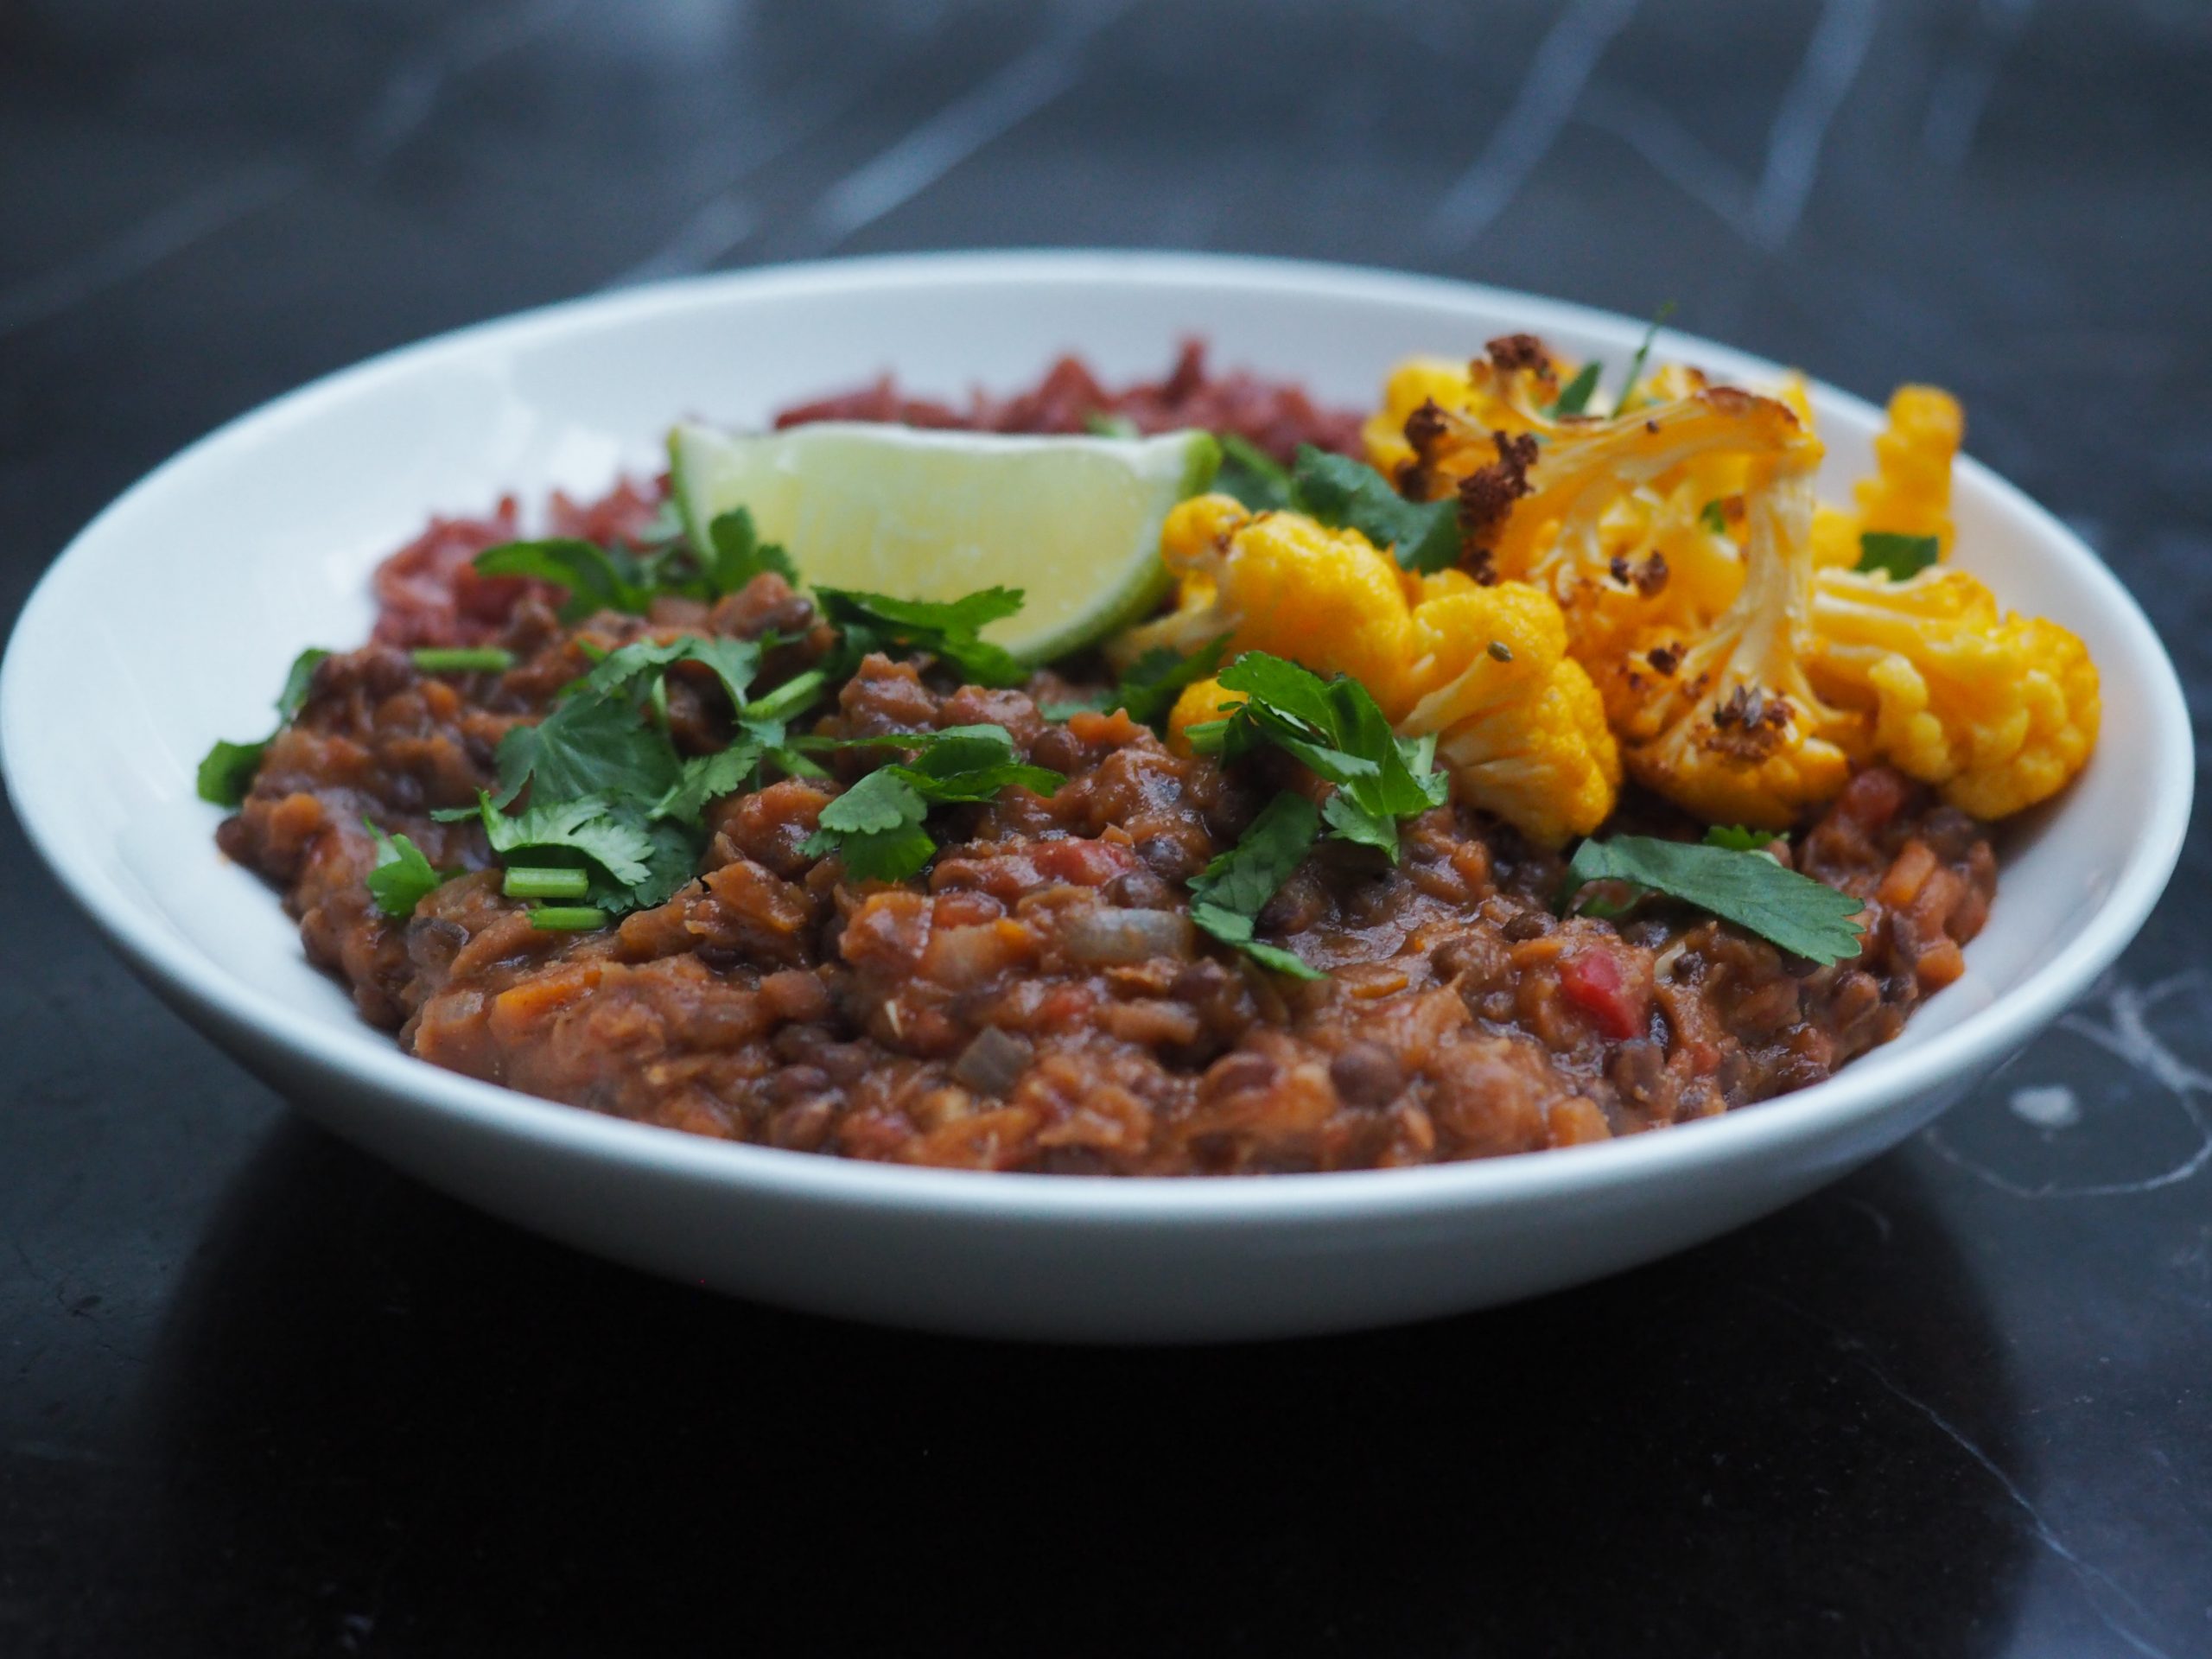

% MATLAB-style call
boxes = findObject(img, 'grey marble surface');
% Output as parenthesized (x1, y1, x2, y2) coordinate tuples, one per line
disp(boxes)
(3, 2, 2209, 1654)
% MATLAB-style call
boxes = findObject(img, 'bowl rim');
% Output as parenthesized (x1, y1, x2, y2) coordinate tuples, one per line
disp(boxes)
(2, 247, 2192, 1224)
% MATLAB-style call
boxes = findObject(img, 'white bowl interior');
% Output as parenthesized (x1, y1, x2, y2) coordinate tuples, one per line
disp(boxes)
(0, 253, 2189, 1338)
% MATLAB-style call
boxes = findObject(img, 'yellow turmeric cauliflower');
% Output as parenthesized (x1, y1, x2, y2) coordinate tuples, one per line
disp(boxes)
(1113, 493, 1412, 695)
(1394, 580, 1621, 846)
(1614, 461, 1863, 829)
(1122, 494, 1617, 846)
(1813, 385, 1964, 569)
(1486, 389, 1812, 588)
(1810, 565, 2099, 818)
(1362, 346, 1563, 484)
(1428, 390, 1813, 732)
(1135, 354, 2083, 839)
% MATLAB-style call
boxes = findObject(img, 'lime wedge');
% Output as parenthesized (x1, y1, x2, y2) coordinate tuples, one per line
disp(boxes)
(669, 421, 1219, 664)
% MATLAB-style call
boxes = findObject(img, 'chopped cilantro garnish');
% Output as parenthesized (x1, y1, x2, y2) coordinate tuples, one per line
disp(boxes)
(493, 690, 682, 810)
(575, 635, 764, 717)
(474, 506, 794, 626)
(1611, 300, 1677, 417)
(408, 615, 823, 918)
(466, 793, 660, 887)
(1038, 639, 1233, 725)
(1213, 434, 1294, 511)
(745, 668, 827, 724)
(803, 770, 936, 883)
(1854, 531, 1940, 582)
(1039, 693, 1113, 721)
(1287, 448, 1460, 575)
(195, 646, 332, 806)
(1082, 410, 1141, 438)
(1547, 362, 1602, 417)
(1116, 636, 1232, 727)
(473, 538, 658, 622)
(501, 866, 590, 900)
(1186, 652, 1449, 859)
(275, 650, 330, 720)
(650, 740, 768, 827)
(410, 646, 513, 674)
(1560, 834, 1865, 963)
(1700, 499, 1731, 536)
(704, 506, 798, 591)
(1187, 791, 1325, 979)
(1547, 302, 1676, 421)
(815, 587, 1027, 687)
(1702, 823, 1776, 852)
(196, 740, 269, 808)
(363, 821, 446, 918)
(529, 906, 610, 931)
(1204, 441, 1458, 572)
(799, 724, 1065, 883)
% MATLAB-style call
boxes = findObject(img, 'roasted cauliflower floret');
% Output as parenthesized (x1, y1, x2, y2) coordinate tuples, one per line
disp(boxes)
(1616, 461, 1862, 829)
(1113, 494, 1412, 695)
(1421, 391, 1811, 726)
(1363, 340, 1565, 484)
(1166, 675, 1244, 752)
(1813, 385, 1964, 569)
(1127, 497, 1617, 845)
(1486, 389, 1813, 586)
(1395, 581, 1620, 846)
(1810, 565, 2098, 818)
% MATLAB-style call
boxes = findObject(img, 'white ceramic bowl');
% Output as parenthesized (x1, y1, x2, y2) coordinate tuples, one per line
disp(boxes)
(2, 252, 2189, 1342)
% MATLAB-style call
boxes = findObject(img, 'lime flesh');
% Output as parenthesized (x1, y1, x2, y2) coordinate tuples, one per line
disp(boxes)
(668, 421, 1218, 664)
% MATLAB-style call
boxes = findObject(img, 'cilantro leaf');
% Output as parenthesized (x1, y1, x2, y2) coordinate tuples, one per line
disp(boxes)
(651, 738, 767, 826)
(468, 792, 660, 889)
(276, 648, 331, 721)
(798, 724, 1064, 882)
(363, 821, 446, 918)
(1611, 300, 1676, 417)
(900, 725, 1065, 798)
(628, 817, 706, 911)
(1287, 447, 1460, 575)
(1039, 693, 1113, 721)
(478, 512, 790, 621)
(1116, 636, 1231, 727)
(493, 691, 682, 809)
(1083, 410, 1141, 439)
(196, 647, 333, 806)
(818, 766, 928, 835)
(815, 587, 1027, 687)
(803, 769, 934, 882)
(196, 741, 268, 807)
(1703, 823, 1776, 852)
(1187, 791, 1325, 979)
(1041, 640, 1234, 726)
(1560, 835, 1865, 963)
(1855, 531, 1940, 582)
(745, 667, 827, 724)
(1214, 434, 1294, 511)
(578, 635, 763, 716)
(474, 538, 653, 622)
(705, 506, 798, 591)
(1700, 499, 1731, 536)
(1197, 652, 1449, 857)
(1548, 361, 1601, 416)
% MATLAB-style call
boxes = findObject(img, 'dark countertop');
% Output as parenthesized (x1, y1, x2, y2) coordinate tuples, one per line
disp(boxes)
(3, 2, 2209, 1654)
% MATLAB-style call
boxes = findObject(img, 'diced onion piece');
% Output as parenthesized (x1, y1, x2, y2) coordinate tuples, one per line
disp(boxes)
(1060, 907, 1195, 965)
(951, 1026, 1033, 1096)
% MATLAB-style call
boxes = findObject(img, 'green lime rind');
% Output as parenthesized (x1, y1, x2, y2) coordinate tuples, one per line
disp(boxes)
(667, 422, 1217, 666)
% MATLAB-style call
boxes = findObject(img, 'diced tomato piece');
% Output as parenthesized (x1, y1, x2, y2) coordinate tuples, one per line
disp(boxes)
(1032, 837, 1138, 887)
(1836, 766, 1911, 833)
(1559, 948, 1645, 1041)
